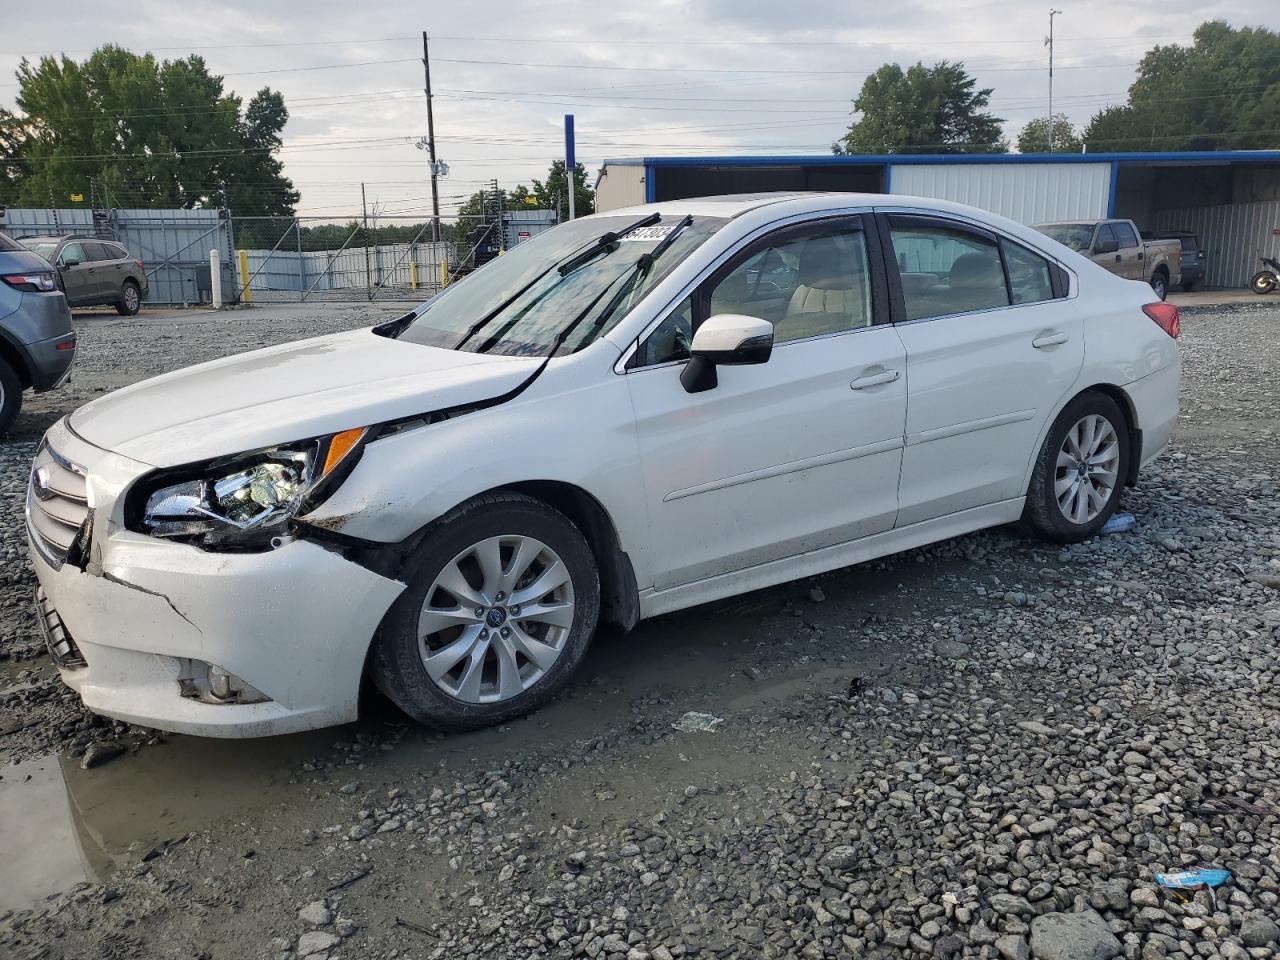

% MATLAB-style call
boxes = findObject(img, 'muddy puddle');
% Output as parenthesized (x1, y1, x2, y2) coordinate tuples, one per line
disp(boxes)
(0, 729, 334, 913)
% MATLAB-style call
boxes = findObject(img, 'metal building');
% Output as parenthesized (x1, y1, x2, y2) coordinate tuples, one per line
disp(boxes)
(595, 151, 1280, 289)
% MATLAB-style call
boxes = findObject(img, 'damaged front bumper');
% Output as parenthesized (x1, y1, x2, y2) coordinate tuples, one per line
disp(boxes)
(27, 418, 406, 738)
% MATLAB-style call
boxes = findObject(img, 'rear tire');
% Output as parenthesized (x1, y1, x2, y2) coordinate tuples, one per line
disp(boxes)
(1023, 392, 1130, 544)
(0, 359, 23, 436)
(1251, 271, 1277, 295)
(1180, 279, 1198, 293)
(1149, 272, 1168, 301)
(368, 492, 600, 731)
(116, 280, 141, 316)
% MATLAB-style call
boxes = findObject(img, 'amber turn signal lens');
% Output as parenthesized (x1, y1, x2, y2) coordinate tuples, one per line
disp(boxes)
(321, 428, 368, 477)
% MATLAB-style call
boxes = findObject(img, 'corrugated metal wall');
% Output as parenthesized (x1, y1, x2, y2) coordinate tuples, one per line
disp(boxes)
(596, 164, 646, 212)
(888, 163, 1112, 225)
(244, 241, 451, 297)
(1, 207, 232, 304)
(1149, 200, 1280, 290)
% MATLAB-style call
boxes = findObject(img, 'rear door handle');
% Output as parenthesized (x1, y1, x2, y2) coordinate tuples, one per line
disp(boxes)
(850, 369, 900, 390)
(1032, 332, 1069, 349)
(1114, 254, 1121, 262)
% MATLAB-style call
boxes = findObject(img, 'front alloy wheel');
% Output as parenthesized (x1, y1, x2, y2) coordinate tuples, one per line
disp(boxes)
(369, 492, 600, 730)
(418, 535, 574, 703)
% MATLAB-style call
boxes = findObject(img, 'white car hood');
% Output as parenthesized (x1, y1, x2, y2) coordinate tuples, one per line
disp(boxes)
(69, 328, 541, 466)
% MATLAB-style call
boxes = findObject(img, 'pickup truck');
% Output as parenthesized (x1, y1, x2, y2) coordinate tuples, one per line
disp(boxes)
(1034, 219, 1181, 300)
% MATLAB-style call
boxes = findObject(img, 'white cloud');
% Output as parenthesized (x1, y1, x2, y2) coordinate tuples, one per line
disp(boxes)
(1, 0, 1269, 217)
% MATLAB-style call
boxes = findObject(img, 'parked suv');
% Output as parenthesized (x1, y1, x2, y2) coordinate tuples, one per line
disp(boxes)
(19, 235, 147, 315)
(0, 231, 76, 433)
(1148, 231, 1205, 291)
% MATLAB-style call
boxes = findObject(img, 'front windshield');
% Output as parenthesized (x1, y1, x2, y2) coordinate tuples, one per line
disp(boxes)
(1038, 223, 1094, 252)
(398, 214, 726, 357)
(20, 240, 58, 261)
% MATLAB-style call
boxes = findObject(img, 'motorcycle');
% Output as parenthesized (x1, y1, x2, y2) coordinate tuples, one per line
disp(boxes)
(1251, 255, 1280, 295)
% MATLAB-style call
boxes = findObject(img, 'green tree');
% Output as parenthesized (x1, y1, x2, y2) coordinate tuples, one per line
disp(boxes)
(532, 160, 595, 218)
(3, 45, 297, 214)
(1083, 22, 1280, 151)
(1017, 114, 1083, 153)
(834, 61, 1006, 154)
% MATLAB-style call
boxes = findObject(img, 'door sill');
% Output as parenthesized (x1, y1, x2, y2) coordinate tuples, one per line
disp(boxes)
(639, 498, 1024, 619)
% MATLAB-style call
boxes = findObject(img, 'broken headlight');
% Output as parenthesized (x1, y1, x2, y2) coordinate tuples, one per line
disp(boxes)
(132, 428, 368, 549)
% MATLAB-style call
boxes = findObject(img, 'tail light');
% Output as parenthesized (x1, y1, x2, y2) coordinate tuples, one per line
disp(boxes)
(1, 271, 57, 292)
(1143, 302, 1180, 339)
(134, 259, 144, 271)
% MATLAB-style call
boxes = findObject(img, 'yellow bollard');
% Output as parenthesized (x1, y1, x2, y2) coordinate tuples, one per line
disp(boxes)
(440, 260, 448, 289)
(409, 261, 418, 290)
(237, 249, 252, 303)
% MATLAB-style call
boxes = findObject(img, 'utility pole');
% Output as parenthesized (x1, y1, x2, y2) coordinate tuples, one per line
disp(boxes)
(1046, 9, 1061, 153)
(422, 31, 441, 244)
(564, 114, 576, 221)
(361, 182, 373, 302)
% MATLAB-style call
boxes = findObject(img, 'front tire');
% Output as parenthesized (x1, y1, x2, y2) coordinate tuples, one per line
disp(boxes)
(1023, 392, 1130, 543)
(1149, 272, 1168, 301)
(116, 280, 141, 316)
(369, 492, 600, 731)
(1251, 270, 1277, 295)
(0, 359, 22, 436)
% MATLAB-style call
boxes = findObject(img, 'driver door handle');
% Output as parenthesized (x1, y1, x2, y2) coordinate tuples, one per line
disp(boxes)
(1032, 332, 1069, 349)
(850, 369, 900, 390)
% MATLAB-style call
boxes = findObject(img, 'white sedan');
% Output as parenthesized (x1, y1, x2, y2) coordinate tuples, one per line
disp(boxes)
(27, 194, 1180, 736)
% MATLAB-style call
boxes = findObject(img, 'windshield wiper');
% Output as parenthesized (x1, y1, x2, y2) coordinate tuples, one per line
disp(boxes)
(555, 212, 660, 277)
(581, 214, 693, 345)
(537, 215, 693, 362)
(452, 211, 661, 352)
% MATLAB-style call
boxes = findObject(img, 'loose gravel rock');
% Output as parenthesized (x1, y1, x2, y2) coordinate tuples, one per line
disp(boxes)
(0, 301, 1278, 960)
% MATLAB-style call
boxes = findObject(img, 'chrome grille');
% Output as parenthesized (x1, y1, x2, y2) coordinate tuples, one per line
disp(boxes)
(35, 587, 85, 669)
(27, 441, 90, 570)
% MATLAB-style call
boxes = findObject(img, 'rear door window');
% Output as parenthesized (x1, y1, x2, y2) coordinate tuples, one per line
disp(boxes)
(84, 241, 116, 261)
(888, 217, 1010, 321)
(1001, 240, 1055, 305)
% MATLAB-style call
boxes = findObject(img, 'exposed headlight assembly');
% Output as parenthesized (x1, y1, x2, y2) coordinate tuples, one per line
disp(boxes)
(131, 427, 368, 549)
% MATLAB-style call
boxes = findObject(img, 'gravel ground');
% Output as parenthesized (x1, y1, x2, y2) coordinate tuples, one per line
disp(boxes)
(0, 301, 1278, 960)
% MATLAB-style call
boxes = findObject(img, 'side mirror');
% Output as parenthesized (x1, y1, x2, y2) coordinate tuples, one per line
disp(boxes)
(679, 313, 774, 394)
(60, 258, 81, 269)
(1093, 238, 1118, 255)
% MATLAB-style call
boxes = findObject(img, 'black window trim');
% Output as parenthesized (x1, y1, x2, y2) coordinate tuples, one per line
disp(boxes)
(875, 211, 1070, 325)
(624, 211, 891, 372)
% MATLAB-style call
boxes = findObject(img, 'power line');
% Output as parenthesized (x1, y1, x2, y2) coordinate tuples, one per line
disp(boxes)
(432, 55, 1143, 76)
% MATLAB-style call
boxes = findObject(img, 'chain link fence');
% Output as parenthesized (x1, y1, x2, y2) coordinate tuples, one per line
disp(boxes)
(1, 206, 560, 305)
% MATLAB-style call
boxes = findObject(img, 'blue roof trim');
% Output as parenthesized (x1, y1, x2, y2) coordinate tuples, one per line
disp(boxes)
(1107, 160, 1119, 218)
(617, 150, 1280, 169)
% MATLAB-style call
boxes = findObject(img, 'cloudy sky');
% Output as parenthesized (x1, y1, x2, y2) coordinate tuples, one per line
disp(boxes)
(0, 0, 1267, 219)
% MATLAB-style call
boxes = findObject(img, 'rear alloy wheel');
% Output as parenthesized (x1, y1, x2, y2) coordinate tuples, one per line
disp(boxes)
(369, 492, 600, 730)
(116, 280, 141, 316)
(1149, 272, 1168, 301)
(0, 358, 21, 435)
(1023, 392, 1129, 543)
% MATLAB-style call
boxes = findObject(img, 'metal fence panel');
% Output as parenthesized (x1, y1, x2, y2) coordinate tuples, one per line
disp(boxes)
(0, 207, 233, 304)
(1150, 200, 1280, 290)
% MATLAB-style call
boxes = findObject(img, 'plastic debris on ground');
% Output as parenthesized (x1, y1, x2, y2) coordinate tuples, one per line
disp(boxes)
(1156, 867, 1231, 907)
(672, 711, 724, 733)
(1101, 512, 1136, 534)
